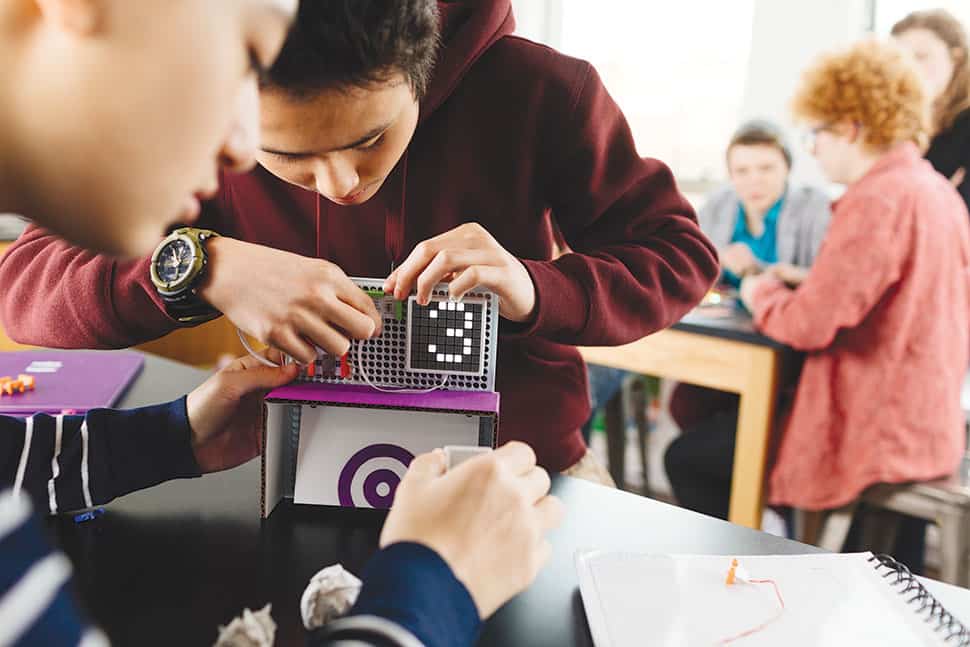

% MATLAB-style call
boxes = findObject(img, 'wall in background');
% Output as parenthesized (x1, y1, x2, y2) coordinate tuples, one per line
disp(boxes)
(513, 0, 755, 186)
(741, 0, 871, 189)
(874, 0, 970, 34)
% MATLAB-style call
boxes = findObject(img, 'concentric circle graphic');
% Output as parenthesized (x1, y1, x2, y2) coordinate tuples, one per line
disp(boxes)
(337, 443, 415, 508)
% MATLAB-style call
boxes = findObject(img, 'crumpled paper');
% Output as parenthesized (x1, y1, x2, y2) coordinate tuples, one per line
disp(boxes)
(214, 604, 276, 647)
(300, 563, 363, 630)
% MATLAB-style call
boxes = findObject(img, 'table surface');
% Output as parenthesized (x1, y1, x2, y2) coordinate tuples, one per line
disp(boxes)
(673, 307, 787, 349)
(42, 352, 970, 646)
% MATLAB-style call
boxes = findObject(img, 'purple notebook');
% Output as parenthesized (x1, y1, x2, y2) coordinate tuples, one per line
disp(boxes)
(0, 351, 144, 416)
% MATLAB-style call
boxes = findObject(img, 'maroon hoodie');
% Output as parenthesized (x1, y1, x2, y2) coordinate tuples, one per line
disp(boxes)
(0, 1, 718, 471)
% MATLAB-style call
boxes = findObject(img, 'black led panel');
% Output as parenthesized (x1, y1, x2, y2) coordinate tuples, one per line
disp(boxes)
(406, 297, 486, 376)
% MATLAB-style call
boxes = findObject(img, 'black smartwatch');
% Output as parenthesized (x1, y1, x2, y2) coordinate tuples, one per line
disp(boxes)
(149, 227, 221, 324)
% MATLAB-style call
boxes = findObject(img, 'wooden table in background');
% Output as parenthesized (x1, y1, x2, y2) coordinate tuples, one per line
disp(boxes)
(580, 309, 795, 529)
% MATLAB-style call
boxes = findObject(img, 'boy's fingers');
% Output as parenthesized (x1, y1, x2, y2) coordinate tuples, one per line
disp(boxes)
(448, 265, 502, 302)
(492, 441, 538, 476)
(534, 495, 565, 533)
(404, 449, 447, 481)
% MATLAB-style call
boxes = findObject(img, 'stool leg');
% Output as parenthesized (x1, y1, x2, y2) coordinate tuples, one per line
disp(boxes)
(604, 391, 626, 490)
(796, 509, 825, 545)
(816, 503, 858, 552)
(630, 378, 650, 496)
(938, 511, 970, 587)
(861, 509, 900, 555)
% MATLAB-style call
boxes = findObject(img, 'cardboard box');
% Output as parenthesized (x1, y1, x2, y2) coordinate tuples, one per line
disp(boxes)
(260, 383, 499, 517)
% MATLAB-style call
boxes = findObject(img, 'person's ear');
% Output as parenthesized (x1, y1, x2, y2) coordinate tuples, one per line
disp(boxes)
(953, 47, 965, 66)
(33, 0, 102, 35)
(843, 121, 862, 145)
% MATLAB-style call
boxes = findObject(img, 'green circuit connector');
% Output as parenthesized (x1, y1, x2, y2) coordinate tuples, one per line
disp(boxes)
(395, 299, 404, 321)
(365, 288, 385, 299)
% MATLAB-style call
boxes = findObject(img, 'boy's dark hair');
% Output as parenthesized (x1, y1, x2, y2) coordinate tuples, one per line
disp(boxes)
(727, 119, 793, 168)
(266, 0, 440, 100)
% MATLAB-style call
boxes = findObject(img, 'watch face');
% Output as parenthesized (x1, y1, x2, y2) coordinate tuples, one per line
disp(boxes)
(155, 238, 196, 284)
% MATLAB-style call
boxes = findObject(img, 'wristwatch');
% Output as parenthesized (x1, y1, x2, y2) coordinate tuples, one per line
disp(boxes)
(149, 227, 221, 324)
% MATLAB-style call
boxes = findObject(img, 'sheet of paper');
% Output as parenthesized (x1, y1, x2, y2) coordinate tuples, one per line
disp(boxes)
(576, 552, 943, 647)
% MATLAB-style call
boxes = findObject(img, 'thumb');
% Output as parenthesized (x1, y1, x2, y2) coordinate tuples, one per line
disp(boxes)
(226, 363, 299, 397)
(404, 449, 447, 482)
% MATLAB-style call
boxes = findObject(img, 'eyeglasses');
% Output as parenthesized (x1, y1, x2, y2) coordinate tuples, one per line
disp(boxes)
(801, 122, 836, 150)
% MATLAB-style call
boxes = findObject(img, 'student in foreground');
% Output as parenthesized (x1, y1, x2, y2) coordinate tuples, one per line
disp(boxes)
(0, 1, 561, 645)
(0, 0, 720, 482)
(666, 39, 970, 572)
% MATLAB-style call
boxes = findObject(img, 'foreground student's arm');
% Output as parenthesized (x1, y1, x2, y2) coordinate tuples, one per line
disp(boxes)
(0, 352, 297, 515)
(0, 223, 383, 364)
(0, 183, 251, 349)
(740, 194, 904, 351)
(310, 443, 563, 647)
(0, 353, 297, 646)
(385, 64, 719, 346)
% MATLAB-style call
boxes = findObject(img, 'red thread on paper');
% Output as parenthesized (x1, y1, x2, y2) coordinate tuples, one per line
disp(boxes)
(718, 578, 785, 645)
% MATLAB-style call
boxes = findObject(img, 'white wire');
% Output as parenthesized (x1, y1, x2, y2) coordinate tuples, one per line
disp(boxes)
(236, 327, 282, 368)
(355, 338, 448, 394)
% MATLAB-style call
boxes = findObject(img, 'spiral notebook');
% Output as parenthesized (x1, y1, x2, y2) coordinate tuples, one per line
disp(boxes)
(576, 551, 970, 646)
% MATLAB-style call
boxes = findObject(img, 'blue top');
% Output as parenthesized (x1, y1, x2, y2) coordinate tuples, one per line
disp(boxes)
(0, 400, 479, 647)
(722, 197, 783, 287)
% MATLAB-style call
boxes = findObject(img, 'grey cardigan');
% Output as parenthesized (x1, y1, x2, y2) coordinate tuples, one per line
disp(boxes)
(698, 184, 832, 268)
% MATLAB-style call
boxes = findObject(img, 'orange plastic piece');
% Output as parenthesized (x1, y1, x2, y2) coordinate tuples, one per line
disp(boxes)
(340, 353, 351, 378)
(306, 363, 315, 378)
(726, 558, 739, 585)
(2, 380, 25, 396)
(16, 375, 35, 391)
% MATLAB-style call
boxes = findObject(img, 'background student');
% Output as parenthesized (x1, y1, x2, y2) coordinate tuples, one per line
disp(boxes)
(667, 119, 831, 438)
(893, 9, 970, 212)
(665, 41, 970, 576)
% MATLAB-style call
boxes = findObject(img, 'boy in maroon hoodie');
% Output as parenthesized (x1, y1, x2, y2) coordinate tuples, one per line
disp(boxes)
(0, 0, 718, 476)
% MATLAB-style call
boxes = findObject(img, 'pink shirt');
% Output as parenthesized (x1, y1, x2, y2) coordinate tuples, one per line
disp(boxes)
(751, 143, 970, 510)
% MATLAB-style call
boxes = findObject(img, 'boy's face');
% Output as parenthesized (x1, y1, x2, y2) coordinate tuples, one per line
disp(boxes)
(18, 0, 296, 257)
(726, 144, 790, 216)
(257, 74, 420, 206)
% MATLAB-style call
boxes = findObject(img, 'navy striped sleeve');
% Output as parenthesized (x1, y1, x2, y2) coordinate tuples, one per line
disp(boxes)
(310, 542, 481, 647)
(0, 397, 200, 514)
(0, 492, 108, 647)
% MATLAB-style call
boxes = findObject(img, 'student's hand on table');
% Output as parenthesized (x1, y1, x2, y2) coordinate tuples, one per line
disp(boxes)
(198, 237, 383, 364)
(951, 167, 966, 188)
(186, 350, 299, 473)
(739, 273, 772, 313)
(767, 263, 809, 287)
(383, 223, 537, 322)
(720, 243, 759, 277)
(380, 441, 564, 619)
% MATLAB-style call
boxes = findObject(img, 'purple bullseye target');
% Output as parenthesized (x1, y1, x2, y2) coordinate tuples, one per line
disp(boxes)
(337, 443, 415, 508)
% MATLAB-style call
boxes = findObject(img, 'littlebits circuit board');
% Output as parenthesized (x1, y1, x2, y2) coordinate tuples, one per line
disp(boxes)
(297, 278, 499, 392)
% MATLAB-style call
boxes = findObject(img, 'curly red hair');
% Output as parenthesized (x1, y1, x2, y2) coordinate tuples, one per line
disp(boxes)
(792, 39, 929, 151)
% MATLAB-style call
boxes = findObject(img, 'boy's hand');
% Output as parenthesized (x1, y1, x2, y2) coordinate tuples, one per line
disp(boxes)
(186, 350, 299, 473)
(767, 263, 809, 287)
(197, 237, 382, 364)
(383, 223, 537, 322)
(720, 243, 760, 278)
(380, 442, 564, 619)
(739, 273, 774, 313)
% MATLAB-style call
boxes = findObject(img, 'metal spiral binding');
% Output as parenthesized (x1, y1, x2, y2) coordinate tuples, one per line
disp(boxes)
(869, 553, 970, 645)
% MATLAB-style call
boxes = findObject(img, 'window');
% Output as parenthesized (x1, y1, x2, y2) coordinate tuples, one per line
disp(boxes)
(514, 0, 756, 186)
